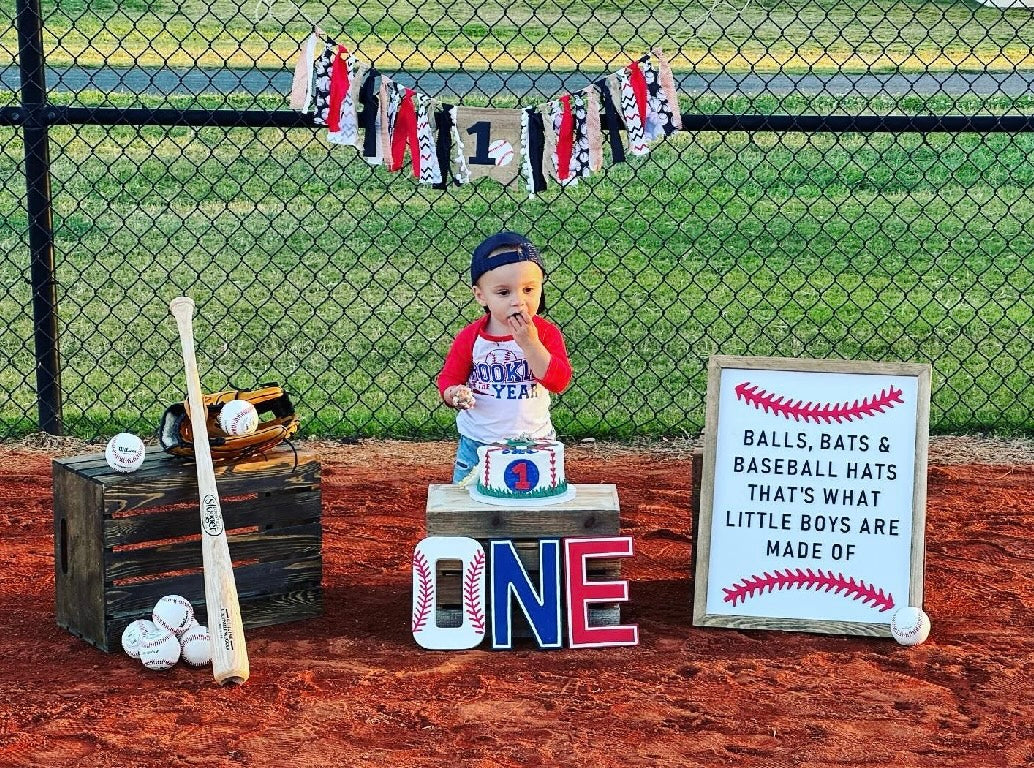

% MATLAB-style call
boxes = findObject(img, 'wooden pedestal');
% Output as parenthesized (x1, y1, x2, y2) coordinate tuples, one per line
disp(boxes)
(53, 444, 322, 652)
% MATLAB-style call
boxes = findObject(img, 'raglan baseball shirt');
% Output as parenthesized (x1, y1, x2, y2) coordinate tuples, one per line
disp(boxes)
(437, 314, 572, 444)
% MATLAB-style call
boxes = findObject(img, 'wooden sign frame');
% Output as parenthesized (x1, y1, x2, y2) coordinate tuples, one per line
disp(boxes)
(692, 355, 932, 636)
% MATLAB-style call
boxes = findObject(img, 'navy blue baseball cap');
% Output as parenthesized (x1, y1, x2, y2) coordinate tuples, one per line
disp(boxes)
(470, 231, 546, 286)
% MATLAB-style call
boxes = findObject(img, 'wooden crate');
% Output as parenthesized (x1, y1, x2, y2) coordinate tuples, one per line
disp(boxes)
(425, 483, 622, 636)
(53, 444, 322, 652)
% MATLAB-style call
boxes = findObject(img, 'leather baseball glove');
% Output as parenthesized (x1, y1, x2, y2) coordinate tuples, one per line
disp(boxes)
(157, 383, 300, 461)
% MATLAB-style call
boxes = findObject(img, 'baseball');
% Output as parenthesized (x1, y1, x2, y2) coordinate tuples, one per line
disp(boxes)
(487, 139, 514, 166)
(104, 433, 146, 473)
(152, 595, 194, 636)
(139, 629, 181, 671)
(121, 618, 158, 659)
(219, 399, 259, 436)
(180, 624, 212, 667)
(890, 606, 931, 646)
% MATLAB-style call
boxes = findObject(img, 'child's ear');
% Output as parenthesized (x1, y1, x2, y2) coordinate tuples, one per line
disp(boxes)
(472, 285, 487, 307)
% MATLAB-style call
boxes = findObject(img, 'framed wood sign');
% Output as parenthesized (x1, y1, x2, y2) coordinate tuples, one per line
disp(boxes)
(692, 355, 932, 636)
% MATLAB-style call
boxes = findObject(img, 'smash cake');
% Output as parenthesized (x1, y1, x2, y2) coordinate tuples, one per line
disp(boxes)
(469, 438, 576, 507)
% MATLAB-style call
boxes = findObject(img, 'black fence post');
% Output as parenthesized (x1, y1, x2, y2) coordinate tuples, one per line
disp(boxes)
(16, 0, 62, 434)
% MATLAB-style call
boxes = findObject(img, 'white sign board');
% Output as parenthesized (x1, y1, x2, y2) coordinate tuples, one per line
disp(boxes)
(693, 356, 931, 636)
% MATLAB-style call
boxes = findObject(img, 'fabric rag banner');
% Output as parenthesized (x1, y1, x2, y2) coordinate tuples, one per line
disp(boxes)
(288, 33, 683, 196)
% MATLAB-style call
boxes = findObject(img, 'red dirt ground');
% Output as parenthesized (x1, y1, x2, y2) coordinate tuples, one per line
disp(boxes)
(0, 443, 1031, 767)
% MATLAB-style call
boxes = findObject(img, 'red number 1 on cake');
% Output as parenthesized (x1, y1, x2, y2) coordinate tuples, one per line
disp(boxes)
(512, 461, 531, 490)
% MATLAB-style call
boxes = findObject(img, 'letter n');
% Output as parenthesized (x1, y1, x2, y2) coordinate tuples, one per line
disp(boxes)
(491, 539, 562, 650)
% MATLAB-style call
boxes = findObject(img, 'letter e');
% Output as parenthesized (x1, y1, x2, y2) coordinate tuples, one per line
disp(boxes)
(565, 537, 639, 648)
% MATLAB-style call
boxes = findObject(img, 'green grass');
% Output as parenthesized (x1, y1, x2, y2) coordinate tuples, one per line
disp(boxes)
(2, 89, 1034, 439)
(3, 5, 1034, 438)
(475, 481, 571, 499)
(3, 1, 1034, 74)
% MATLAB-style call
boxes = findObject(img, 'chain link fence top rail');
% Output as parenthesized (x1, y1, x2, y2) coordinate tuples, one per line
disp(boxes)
(2, 1, 1033, 441)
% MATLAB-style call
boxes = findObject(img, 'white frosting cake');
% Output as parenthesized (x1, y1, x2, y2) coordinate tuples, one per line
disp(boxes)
(469, 438, 576, 507)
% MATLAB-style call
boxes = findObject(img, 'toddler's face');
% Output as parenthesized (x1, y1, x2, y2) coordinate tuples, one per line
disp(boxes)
(473, 261, 544, 329)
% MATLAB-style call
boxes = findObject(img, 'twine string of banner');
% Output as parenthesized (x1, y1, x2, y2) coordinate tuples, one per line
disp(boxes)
(248, 0, 759, 197)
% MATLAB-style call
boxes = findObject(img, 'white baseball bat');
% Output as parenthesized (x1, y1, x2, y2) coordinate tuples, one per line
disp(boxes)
(170, 296, 250, 685)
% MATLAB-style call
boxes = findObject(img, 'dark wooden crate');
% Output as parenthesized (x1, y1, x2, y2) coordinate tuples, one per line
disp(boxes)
(53, 444, 322, 652)
(425, 483, 623, 636)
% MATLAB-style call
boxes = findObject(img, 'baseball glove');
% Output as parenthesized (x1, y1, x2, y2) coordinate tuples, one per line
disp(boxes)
(157, 384, 300, 461)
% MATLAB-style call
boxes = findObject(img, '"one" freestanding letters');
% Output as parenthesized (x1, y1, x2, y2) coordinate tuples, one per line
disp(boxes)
(411, 535, 637, 650)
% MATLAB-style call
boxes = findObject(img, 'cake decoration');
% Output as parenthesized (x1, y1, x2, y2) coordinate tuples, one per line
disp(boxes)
(469, 437, 576, 507)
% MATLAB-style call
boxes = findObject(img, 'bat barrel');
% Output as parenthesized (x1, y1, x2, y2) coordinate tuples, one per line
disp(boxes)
(169, 296, 196, 318)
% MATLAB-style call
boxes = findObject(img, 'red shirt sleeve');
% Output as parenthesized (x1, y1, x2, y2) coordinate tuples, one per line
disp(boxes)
(437, 319, 481, 397)
(534, 317, 573, 393)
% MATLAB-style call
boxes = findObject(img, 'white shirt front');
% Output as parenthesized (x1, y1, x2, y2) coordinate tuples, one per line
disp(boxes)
(456, 333, 554, 444)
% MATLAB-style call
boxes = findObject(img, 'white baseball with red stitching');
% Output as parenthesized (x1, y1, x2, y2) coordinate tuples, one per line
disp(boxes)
(487, 139, 514, 166)
(139, 629, 181, 671)
(152, 595, 195, 636)
(105, 433, 145, 472)
(121, 618, 158, 659)
(219, 399, 259, 435)
(890, 606, 931, 646)
(180, 625, 211, 667)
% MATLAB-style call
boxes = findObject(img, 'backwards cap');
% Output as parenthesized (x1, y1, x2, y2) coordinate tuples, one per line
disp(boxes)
(470, 231, 545, 285)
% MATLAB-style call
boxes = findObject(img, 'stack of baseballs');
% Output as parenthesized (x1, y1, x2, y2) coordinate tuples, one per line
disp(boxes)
(121, 595, 212, 671)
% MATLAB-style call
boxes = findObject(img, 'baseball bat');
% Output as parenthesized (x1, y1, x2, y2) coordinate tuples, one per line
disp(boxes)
(169, 296, 250, 685)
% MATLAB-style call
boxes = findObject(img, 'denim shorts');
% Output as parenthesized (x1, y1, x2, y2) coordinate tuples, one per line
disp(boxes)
(452, 435, 486, 484)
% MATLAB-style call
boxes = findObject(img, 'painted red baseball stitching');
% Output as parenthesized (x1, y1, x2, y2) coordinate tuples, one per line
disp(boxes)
(722, 569, 895, 612)
(735, 382, 904, 423)
(411, 550, 434, 633)
(463, 550, 486, 635)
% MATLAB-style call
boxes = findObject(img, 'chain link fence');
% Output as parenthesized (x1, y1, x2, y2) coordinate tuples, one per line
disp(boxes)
(2, 1, 1034, 441)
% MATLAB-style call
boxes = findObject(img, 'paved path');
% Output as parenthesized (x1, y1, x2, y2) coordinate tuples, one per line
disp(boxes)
(3, 65, 1034, 100)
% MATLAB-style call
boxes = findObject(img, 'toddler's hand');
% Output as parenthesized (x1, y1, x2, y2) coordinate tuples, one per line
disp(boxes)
(507, 311, 540, 348)
(449, 385, 476, 410)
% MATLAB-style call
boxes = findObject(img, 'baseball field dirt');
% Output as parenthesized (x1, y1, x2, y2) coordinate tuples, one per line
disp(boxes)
(0, 438, 1030, 767)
